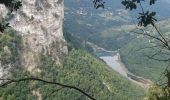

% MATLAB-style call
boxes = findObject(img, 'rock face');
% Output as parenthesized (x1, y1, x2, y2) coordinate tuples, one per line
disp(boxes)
(4, 0, 67, 73)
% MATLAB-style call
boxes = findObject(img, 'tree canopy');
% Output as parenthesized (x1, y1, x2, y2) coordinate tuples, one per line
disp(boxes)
(93, 0, 157, 27)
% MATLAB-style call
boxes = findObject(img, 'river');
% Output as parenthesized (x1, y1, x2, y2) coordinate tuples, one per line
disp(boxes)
(96, 51, 152, 88)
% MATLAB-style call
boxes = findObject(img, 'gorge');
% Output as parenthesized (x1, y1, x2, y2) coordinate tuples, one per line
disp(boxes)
(97, 50, 152, 88)
(0, 0, 169, 99)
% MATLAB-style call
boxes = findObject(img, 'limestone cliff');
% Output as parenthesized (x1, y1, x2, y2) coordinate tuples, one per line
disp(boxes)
(0, 0, 67, 74)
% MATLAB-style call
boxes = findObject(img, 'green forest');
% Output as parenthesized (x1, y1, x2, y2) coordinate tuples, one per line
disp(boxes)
(0, 0, 170, 100)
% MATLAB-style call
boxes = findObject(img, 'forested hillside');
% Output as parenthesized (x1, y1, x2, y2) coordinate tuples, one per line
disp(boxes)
(0, 28, 145, 99)
(64, 0, 170, 81)
(1, 0, 170, 99)
(0, 10, 145, 99)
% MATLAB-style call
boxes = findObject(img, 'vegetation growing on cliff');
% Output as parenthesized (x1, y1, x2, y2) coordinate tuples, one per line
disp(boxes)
(0, 28, 21, 65)
(1, 0, 170, 99)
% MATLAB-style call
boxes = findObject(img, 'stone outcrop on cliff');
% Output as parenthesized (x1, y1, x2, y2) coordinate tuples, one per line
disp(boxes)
(0, 0, 67, 74)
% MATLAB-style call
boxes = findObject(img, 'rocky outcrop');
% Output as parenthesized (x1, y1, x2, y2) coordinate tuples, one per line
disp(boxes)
(0, 0, 67, 74)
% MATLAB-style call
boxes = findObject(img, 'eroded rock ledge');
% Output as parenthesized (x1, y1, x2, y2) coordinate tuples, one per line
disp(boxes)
(0, 0, 67, 74)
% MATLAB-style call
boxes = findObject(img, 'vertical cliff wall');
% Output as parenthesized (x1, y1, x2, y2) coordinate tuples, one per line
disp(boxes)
(0, 0, 67, 74)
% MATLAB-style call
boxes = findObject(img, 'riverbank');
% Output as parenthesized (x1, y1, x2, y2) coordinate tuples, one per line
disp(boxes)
(99, 52, 152, 89)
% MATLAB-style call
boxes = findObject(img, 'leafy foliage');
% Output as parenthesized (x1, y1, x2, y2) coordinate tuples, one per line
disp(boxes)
(0, 0, 22, 12)
(0, 23, 10, 32)
(121, 0, 138, 10)
(0, 27, 33, 99)
(0, 27, 21, 65)
(121, 0, 157, 27)
(93, 0, 105, 9)
(93, 0, 157, 27)
(121, 0, 157, 10)
(146, 85, 170, 100)
(0, 69, 36, 100)
(0, 0, 22, 32)
(138, 11, 157, 27)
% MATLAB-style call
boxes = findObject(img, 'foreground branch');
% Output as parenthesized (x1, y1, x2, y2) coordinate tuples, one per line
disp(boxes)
(0, 77, 96, 100)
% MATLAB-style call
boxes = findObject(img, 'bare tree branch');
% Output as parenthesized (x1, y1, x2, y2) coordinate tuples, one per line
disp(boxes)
(134, 45, 161, 52)
(131, 30, 170, 50)
(151, 22, 170, 50)
(144, 55, 170, 62)
(156, 61, 170, 84)
(0, 77, 96, 100)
